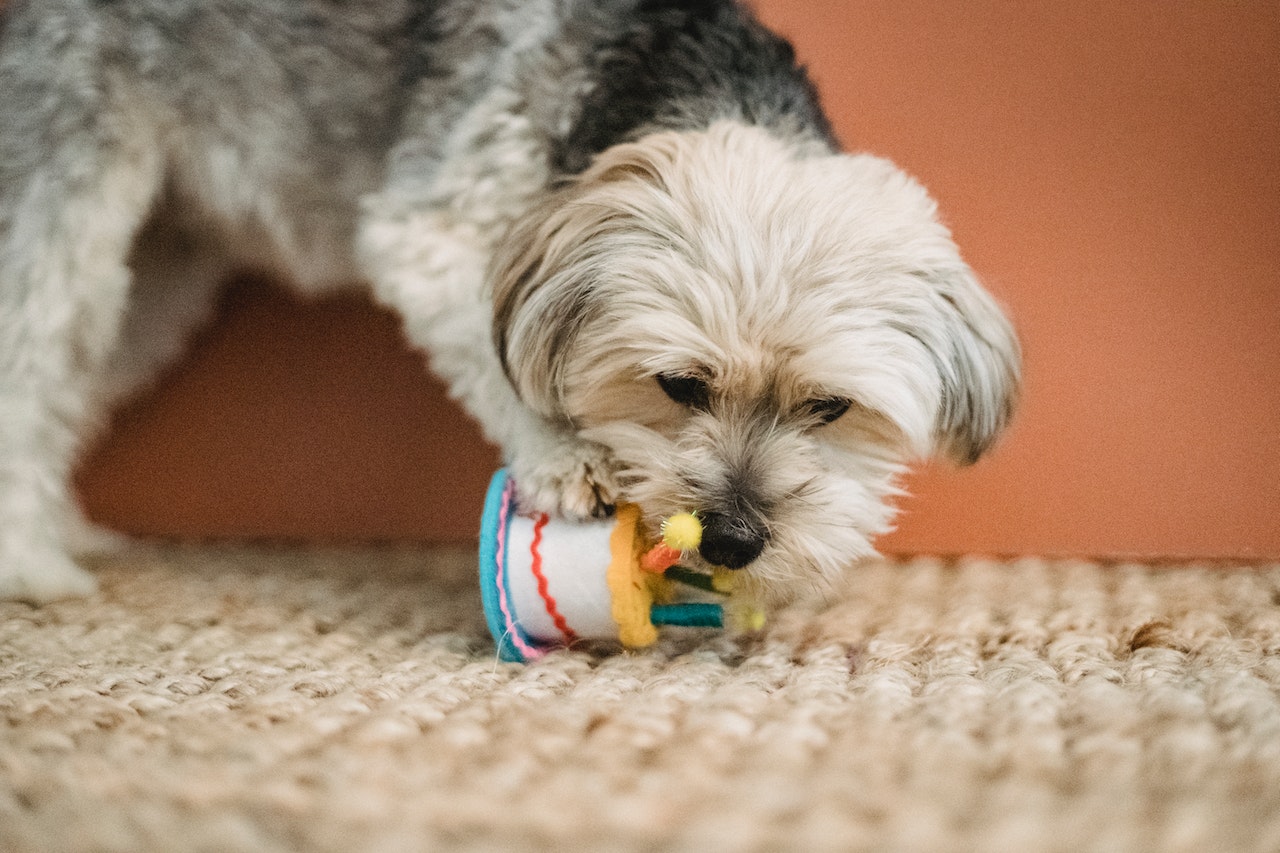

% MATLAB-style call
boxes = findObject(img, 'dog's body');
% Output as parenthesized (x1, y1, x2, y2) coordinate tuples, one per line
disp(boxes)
(0, 0, 1019, 604)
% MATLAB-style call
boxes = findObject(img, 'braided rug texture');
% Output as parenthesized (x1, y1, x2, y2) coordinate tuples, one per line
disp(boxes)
(2, 545, 1280, 852)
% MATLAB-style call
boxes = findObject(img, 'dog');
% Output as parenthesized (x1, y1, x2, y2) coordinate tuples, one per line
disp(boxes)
(0, 0, 1020, 605)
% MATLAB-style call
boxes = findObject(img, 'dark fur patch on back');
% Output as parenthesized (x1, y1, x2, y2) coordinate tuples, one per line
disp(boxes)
(552, 0, 835, 175)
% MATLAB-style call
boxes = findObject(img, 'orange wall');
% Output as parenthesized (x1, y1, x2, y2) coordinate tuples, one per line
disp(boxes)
(76, 1, 1280, 559)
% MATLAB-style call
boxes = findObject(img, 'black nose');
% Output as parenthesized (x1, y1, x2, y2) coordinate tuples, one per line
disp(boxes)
(698, 513, 768, 569)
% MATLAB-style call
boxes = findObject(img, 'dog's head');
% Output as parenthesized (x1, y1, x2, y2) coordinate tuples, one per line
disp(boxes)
(493, 122, 1019, 600)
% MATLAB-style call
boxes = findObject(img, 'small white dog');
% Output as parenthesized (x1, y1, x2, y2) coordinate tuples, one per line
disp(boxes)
(0, 0, 1019, 604)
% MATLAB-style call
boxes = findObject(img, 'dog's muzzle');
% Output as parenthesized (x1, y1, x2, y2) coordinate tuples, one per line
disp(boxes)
(698, 512, 769, 569)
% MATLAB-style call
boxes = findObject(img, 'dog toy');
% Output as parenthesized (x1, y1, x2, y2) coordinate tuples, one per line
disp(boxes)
(478, 468, 760, 661)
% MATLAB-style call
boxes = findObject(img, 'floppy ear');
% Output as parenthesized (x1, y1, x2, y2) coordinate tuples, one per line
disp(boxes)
(490, 135, 684, 419)
(923, 264, 1022, 465)
(489, 188, 598, 421)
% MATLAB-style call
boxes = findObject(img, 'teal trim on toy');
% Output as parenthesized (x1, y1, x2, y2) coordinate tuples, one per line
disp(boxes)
(650, 602, 724, 628)
(477, 468, 531, 662)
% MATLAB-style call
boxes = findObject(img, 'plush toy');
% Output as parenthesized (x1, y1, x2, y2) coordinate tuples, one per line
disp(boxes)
(478, 468, 762, 661)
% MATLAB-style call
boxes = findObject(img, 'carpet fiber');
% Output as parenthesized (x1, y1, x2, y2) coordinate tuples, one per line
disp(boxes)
(3, 545, 1280, 852)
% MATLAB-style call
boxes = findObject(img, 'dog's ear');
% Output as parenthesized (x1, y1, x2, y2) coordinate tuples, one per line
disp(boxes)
(490, 137, 681, 419)
(489, 188, 593, 421)
(920, 264, 1021, 465)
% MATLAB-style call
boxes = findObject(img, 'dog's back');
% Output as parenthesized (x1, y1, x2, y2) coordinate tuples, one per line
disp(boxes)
(1, 0, 432, 281)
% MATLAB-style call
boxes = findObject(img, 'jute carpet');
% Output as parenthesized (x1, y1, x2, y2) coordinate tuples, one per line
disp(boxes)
(3, 545, 1279, 852)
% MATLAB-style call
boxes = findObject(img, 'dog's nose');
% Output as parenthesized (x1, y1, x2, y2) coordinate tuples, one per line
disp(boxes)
(698, 513, 768, 569)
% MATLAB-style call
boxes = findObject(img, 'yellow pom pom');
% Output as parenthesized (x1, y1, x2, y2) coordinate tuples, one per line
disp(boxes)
(661, 512, 703, 551)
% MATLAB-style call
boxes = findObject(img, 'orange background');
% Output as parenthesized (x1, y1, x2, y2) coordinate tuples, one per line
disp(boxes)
(76, 1, 1280, 559)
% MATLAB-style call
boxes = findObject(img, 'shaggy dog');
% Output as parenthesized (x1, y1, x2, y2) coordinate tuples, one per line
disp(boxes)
(0, 0, 1020, 604)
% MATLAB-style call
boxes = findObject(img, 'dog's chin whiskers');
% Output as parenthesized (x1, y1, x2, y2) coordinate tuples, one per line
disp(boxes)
(781, 477, 822, 505)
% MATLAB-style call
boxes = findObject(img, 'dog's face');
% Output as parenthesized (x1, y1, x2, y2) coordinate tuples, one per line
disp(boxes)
(493, 123, 1019, 601)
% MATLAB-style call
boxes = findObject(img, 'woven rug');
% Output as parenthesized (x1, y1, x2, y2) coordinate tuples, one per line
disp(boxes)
(3, 545, 1279, 852)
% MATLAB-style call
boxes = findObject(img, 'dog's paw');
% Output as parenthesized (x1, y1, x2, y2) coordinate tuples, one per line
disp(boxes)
(0, 547, 98, 604)
(511, 438, 621, 520)
(63, 508, 131, 557)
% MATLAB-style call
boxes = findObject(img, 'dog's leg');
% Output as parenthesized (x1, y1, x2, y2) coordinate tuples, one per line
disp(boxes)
(95, 210, 232, 419)
(66, 210, 233, 557)
(359, 210, 620, 519)
(0, 69, 163, 601)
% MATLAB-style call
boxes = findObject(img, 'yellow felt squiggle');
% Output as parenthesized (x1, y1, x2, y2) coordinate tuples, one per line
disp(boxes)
(606, 504, 658, 648)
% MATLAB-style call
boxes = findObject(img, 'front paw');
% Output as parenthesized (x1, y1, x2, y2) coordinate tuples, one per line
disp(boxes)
(511, 439, 621, 521)
(0, 546, 98, 604)
(62, 506, 131, 557)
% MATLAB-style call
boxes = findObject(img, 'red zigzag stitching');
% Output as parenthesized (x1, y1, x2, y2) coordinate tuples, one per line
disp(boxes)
(529, 513, 577, 642)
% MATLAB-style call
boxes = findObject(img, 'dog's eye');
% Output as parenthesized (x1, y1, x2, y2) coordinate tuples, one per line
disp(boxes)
(805, 397, 852, 425)
(656, 373, 711, 410)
